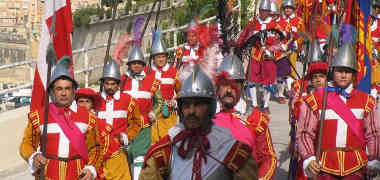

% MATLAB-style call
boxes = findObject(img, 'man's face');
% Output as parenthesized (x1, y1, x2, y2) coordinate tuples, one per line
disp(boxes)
(284, 7, 294, 16)
(52, 79, 75, 107)
(271, 13, 279, 20)
(333, 67, 354, 88)
(376, 7, 380, 14)
(77, 97, 94, 111)
(259, 10, 270, 20)
(311, 72, 327, 89)
(181, 98, 210, 129)
(129, 61, 145, 74)
(153, 54, 167, 69)
(217, 80, 243, 109)
(103, 78, 119, 96)
(187, 31, 198, 46)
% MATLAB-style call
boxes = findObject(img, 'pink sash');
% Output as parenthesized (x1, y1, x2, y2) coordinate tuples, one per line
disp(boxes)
(213, 112, 256, 155)
(315, 89, 365, 145)
(49, 103, 89, 161)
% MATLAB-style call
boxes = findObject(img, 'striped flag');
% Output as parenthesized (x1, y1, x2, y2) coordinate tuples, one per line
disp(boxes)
(30, 0, 74, 110)
(343, 0, 371, 93)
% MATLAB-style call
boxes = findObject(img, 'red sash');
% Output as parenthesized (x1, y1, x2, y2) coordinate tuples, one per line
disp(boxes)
(49, 103, 89, 161)
(315, 89, 365, 145)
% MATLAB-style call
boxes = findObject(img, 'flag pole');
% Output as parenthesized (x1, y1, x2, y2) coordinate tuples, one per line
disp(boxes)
(40, 0, 58, 178)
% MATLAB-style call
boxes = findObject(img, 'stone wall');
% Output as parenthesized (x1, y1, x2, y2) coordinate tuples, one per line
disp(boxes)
(72, 7, 173, 86)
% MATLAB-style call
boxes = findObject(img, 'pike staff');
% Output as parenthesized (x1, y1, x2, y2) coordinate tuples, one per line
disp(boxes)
(40, 0, 57, 178)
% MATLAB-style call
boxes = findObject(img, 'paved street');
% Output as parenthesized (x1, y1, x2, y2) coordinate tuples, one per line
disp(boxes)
(1, 99, 379, 179)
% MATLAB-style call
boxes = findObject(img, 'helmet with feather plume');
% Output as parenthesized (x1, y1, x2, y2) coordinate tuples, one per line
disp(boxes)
(49, 56, 77, 90)
(151, 29, 168, 57)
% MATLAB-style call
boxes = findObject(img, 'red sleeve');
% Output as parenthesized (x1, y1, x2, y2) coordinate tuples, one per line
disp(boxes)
(255, 123, 277, 180)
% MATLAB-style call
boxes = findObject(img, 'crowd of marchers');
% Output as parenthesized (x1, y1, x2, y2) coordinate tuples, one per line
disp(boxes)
(18, 0, 380, 179)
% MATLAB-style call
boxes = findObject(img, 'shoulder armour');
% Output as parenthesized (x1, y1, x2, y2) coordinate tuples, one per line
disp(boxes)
(223, 141, 252, 173)
(143, 136, 172, 174)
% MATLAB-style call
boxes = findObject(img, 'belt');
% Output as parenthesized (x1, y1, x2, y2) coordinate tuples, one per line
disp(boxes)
(45, 155, 82, 162)
(321, 146, 363, 152)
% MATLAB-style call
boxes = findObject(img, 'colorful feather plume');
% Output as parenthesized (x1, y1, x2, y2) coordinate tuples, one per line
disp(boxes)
(112, 32, 132, 65)
(132, 15, 145, 46)
(199, 44, 223, 82)
(198, 4, 214, 20)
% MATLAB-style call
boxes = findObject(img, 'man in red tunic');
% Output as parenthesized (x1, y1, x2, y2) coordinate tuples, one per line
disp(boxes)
(213, 55, 277, 180)
(296, 43, 380, 179)
(277, 0, 306, 103)
(120, 45, 161, 180)
(236, 0, 278, 114)
(149, 30, 181, 143)
(96, 60, 143, 180)
(19, 60, 102, 180)
(174, 18, 204, 69)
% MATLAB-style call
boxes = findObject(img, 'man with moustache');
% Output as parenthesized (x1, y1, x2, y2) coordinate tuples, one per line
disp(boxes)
(213, 55, 277, 180)
(296, 43, 380, 179)
(96, 60, 143, 180)
(139, 67, 258, 180)
(19, 58, 102, 180)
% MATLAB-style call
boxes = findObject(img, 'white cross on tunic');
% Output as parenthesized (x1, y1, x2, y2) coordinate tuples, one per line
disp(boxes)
(123, 74, 152, 99)
(39, 122, 88, 158)
(321, 108, 364, 147)
(98, 99, 128, 126)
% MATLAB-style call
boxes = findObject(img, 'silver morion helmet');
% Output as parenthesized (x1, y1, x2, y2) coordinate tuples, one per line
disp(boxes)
(127, 45, 147, 65)
(49, 56, 78, 90)
(101, 59, 121, 81)
(269, 1, 280, 15)
(217, 55, 245, 81)
(151, 31, 168, 57)
(310, 40, 324, 63)
(282, 0, 296, 9)
(331, 43, 357, 72)
(259, 0, 271, 11)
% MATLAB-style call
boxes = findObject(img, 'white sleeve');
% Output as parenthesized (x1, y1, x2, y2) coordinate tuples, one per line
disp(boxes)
(84, 165, 97, 180)
(302, 156, 316, 178)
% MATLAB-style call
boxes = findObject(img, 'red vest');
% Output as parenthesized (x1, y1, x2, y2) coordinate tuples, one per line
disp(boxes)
(150, 64, 179, 100)
(304, 89, 375, 176)
(121, 72, 160, 127)
(236, 17, 277, 47)
(96, 91, 134, 130)
(370, 15, 380, 50)
(29, 105, 93, 159)
(180, 43, 204, 65)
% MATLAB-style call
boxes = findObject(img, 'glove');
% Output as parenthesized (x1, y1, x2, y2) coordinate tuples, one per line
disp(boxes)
(120, 133, 129, 145)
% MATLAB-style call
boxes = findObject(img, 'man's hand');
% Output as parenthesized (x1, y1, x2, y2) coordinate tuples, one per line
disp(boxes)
(79, 168, 93, 180)
(367, 166, 378, 177)
(166, 99, 176, 109)
(307, 160, 321, 176)
(33, 154, 48, 169)
(148, 111, 156, 123)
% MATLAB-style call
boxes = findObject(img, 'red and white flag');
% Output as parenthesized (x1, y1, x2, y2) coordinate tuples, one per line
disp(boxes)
(30, 0, 74, 111)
